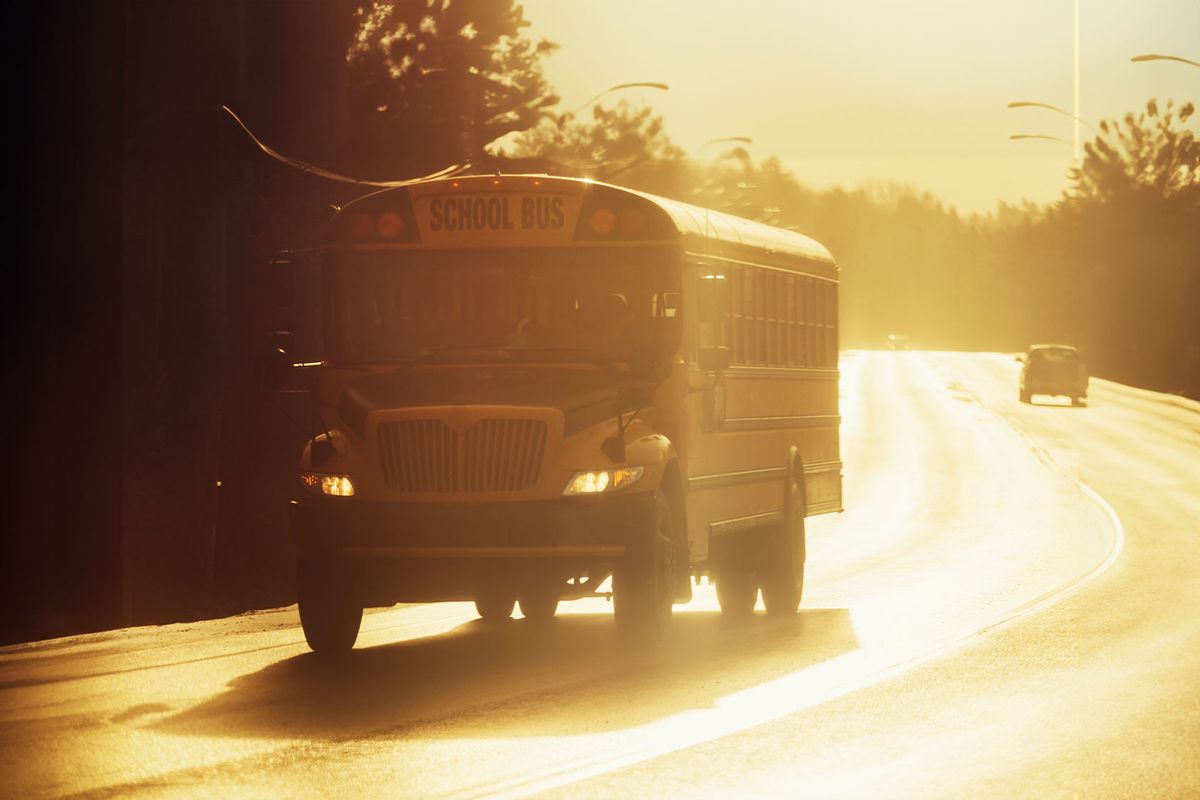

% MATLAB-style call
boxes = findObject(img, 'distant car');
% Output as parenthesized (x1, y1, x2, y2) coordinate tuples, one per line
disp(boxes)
(887, 333, 911, 351)
(1018, 344, 1088, 406)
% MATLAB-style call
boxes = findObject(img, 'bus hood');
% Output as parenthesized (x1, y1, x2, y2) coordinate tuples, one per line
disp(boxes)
(338, 365, 630, 439)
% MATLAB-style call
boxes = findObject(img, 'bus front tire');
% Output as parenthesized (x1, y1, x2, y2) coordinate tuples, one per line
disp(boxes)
(475, 592, 516, 621)
(518, 588, 559, 622)
(760, 484, 806, 616)
(297, 558, 363, 655)
(613, 492, 676, 642)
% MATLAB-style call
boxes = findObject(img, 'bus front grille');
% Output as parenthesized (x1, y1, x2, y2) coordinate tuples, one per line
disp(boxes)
(377, 418, 548, 493)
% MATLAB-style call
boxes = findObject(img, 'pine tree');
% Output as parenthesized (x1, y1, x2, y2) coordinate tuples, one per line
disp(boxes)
(345, 0, 559, 177)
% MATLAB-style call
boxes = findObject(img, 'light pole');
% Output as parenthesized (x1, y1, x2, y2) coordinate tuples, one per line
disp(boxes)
(1073, 0, 1080, 161)
(1007, 101, 1095, 162)
(551, 81, 669, 176)
(1130, 53, 1200, 69)
(567, 82, 670, 115)
(700, 136, 753, 152)
(1007, 101, 1098, 132)
(697, 137, 753, 235)
(1009, 133, 1073, 147)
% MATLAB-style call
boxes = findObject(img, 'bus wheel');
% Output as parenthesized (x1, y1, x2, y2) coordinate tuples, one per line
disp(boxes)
(475, 591, 516, 621)
(297, 557, 362, 655)
(613, 492, 676, 642)
(760, 484, 806, 616)
(716, 570, 757, 617)
(518, 587, 559, 622)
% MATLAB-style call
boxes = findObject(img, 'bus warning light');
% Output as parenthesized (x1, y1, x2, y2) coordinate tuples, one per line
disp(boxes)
(590, 208, 618, 236)
(376, 212, 406, 238)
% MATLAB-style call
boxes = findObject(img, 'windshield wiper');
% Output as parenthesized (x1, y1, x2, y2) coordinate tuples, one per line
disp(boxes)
(505, 346, 621, 365)
(411, 343, 507, 362)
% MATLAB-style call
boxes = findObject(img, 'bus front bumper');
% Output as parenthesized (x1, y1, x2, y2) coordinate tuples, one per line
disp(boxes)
(290, 494, 655, 559)
(289, 495, 656, 605)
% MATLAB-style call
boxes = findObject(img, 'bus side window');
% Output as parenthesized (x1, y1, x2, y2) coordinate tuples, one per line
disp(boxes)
(767, 271, 780, 365)
(752, 268, 764, 365)
(784, 275, 794, 366)
(827, 281, 838, 367)
(733, 266, 744, 363)
(813, 279, 823, 367)
(811, 277, 820, 367)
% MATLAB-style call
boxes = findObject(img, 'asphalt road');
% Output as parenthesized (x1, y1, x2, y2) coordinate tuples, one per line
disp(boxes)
(2, 351, 1197, 799)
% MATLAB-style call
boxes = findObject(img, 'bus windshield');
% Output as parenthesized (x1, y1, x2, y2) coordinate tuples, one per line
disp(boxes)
(329, 248, 673, 365)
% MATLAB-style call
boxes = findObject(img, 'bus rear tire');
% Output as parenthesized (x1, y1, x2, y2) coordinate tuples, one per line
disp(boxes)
(716, 570, 757, 617)
(613, 492, 676, 642)
(297, 558, 363, 655)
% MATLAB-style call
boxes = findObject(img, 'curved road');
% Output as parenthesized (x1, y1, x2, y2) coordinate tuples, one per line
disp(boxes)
(1, 351, 1196, 798)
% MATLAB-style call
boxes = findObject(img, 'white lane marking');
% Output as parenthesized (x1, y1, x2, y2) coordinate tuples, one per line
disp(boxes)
(451, 357, 1127, 800)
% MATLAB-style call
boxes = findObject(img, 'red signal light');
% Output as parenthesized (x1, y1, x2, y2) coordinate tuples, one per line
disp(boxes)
(376, 211, 405, 238)
(589, 208, 618, 236)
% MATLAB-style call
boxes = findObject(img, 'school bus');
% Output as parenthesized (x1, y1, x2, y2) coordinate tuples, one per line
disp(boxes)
(281, 174, 841, 653)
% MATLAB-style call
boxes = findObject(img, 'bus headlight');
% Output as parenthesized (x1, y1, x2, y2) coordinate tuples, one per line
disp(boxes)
(301, 472, 356, 497)
(563, 466, 644, 495)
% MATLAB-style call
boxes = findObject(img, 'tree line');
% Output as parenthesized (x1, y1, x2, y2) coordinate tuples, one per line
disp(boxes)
(504, 98, 1198, 395)
(338, 0, 1200, 396)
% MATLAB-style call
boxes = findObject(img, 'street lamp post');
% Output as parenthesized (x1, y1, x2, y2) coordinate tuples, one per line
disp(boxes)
(1007, 101, 1096, 162)
(1073, 0, 1080, 161)
(697, 137, 753, 235)
(1007, 101, 1098, 131)
(700, 136, 753, 151)
(1009, 133, 1073, 147)
(567, 82, 670, 115)
(550, 81, 669, 176)
(1130, 53, 1200, 69)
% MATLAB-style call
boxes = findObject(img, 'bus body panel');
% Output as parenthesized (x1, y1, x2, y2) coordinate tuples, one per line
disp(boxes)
(290, 174, 840, 613)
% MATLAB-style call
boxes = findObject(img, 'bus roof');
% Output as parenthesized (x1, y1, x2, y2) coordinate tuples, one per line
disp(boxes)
(329, 174, 836, 268)
(614, 183, 836, 266)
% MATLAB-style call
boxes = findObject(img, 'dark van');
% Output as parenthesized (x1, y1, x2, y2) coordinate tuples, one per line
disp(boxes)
(1018, 344, 1089, 406)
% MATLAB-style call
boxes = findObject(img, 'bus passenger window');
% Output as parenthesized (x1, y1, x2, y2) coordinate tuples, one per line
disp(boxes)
(784, 275, 794, 365)
(764, 271, 775, 365)
(730, 267, 743, 363)
(754, 268, 766, 365)
(827, 282, 838, 367)
(769, 271, 781, 365)
(744, 267, 757, 364)
(810, 281, 820, 367)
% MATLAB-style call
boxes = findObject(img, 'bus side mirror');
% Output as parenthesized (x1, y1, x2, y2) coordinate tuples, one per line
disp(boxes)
(698, 346, 730, 373)
(615, 383, 654, 413)
(268, 249, 325, 365)
(256, 347, 293, 391)
(698, 273, 730, 323)
(630, 346, 672, 383)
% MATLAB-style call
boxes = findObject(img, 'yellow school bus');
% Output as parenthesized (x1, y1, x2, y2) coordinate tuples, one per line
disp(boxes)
(284, 174, 841, 652)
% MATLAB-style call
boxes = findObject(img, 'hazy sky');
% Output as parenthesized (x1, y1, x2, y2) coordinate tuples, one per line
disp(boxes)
(520, 0, 1199, 214)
